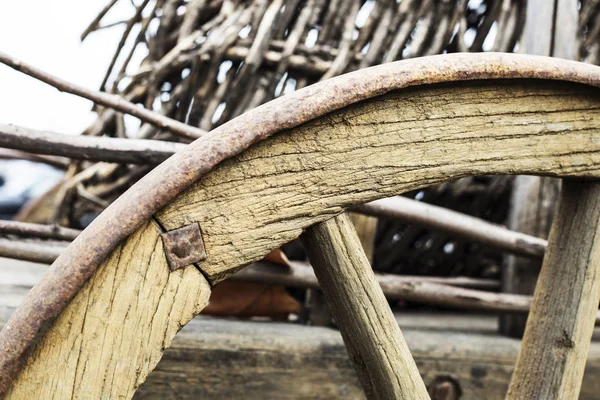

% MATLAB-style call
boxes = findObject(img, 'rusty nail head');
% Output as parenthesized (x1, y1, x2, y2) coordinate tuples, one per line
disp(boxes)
(160, 223, 207, 271)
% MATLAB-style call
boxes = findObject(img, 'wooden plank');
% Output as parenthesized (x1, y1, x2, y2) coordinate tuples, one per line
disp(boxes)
(135, 316, 600, 400)
(507, 180, 600, 399)
(5, 221, 211, 399)
(155, 79, 600, 284)
(301, 213, 428, 399)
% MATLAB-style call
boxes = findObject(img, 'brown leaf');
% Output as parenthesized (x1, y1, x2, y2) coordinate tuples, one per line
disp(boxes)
(203, 281, 301, 320)
(262, 248, 291, 267)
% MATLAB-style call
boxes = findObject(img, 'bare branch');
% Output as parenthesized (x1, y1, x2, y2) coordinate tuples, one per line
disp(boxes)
(0, 239, 66, 265)
(81, 0, 120, 41)
(0, 148, 69, 169)
(0, 220, 81, 241)
(0, 123, 186, 164)
(358, 196, 548, 259)
(0, 51, 206, 140)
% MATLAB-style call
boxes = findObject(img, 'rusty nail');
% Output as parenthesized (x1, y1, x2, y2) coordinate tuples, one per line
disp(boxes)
(160, 223, 207, 271)
(428, 376, 461, 400)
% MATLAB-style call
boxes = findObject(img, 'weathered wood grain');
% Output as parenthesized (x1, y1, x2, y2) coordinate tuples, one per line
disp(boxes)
(156, 79, 600, 284)
(507, 180, 600, 399)
(302, 213, 429, 399)
(5, 220, 211, 399)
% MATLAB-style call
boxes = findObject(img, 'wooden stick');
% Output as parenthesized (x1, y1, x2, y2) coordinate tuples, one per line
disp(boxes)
(235, 260, 501, 290)
(0, 51, 206, 140)
(0, 123, 186, 164)
(0, 238, 66, 265)
(358, 196, 547, 259)
(507, 180, 600, 399)
(301, 213, 429, 399)
(0, 220, 80, 241)
(0, 148, 69, 169)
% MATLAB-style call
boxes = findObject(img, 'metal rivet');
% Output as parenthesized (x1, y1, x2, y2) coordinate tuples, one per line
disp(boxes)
(160, 223, 207, 271)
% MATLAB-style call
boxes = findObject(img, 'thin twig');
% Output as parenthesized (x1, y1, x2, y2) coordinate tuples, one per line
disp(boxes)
(0, 51, 206, 140)
(0, 238, 66, 265)
(81, 0, 120, 41)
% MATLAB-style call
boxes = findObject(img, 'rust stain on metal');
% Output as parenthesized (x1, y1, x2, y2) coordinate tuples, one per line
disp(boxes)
(2, 53, 600, 396)
(161, 223, 207, 271)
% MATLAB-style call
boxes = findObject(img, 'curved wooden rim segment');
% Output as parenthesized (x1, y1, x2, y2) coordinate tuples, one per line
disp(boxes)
(2, 53, 600, 394)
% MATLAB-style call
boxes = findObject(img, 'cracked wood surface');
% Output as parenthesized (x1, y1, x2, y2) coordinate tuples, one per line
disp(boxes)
(507, 180, 600, 399)
(5, 220, 210, 399)
(302, 213, 429, 399)
(156, 79, 600, 284)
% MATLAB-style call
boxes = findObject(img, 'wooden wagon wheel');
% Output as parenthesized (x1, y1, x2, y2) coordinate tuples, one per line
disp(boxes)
(2, 53, 600, 399)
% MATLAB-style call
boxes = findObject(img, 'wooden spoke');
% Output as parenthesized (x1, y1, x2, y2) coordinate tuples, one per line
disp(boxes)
(507, 180, 600, 399)
(301, 213, 429, 400)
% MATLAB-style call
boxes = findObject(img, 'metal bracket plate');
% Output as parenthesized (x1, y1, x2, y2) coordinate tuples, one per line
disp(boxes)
(160, 223, 207, 271)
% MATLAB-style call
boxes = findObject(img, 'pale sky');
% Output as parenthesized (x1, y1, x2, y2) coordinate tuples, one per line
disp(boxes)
(0, 0, 137, 135)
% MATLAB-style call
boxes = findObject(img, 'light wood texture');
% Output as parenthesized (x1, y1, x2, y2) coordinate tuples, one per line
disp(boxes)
(5, 220, 211, 400)
(301, 213, 428, 399)
(507, 180, 600, 399)
(8, 77, 600, 398)
(553, 0, 578, 60)
(348, 212, 378, 262)
(155, 80, 600, 284)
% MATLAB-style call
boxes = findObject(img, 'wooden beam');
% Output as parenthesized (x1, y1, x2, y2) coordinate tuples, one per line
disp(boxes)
(301, 213, 428, 399)
(6, 249, 600, 322)
(507, 181, 600, 399)
(0, 123, 186, 165)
